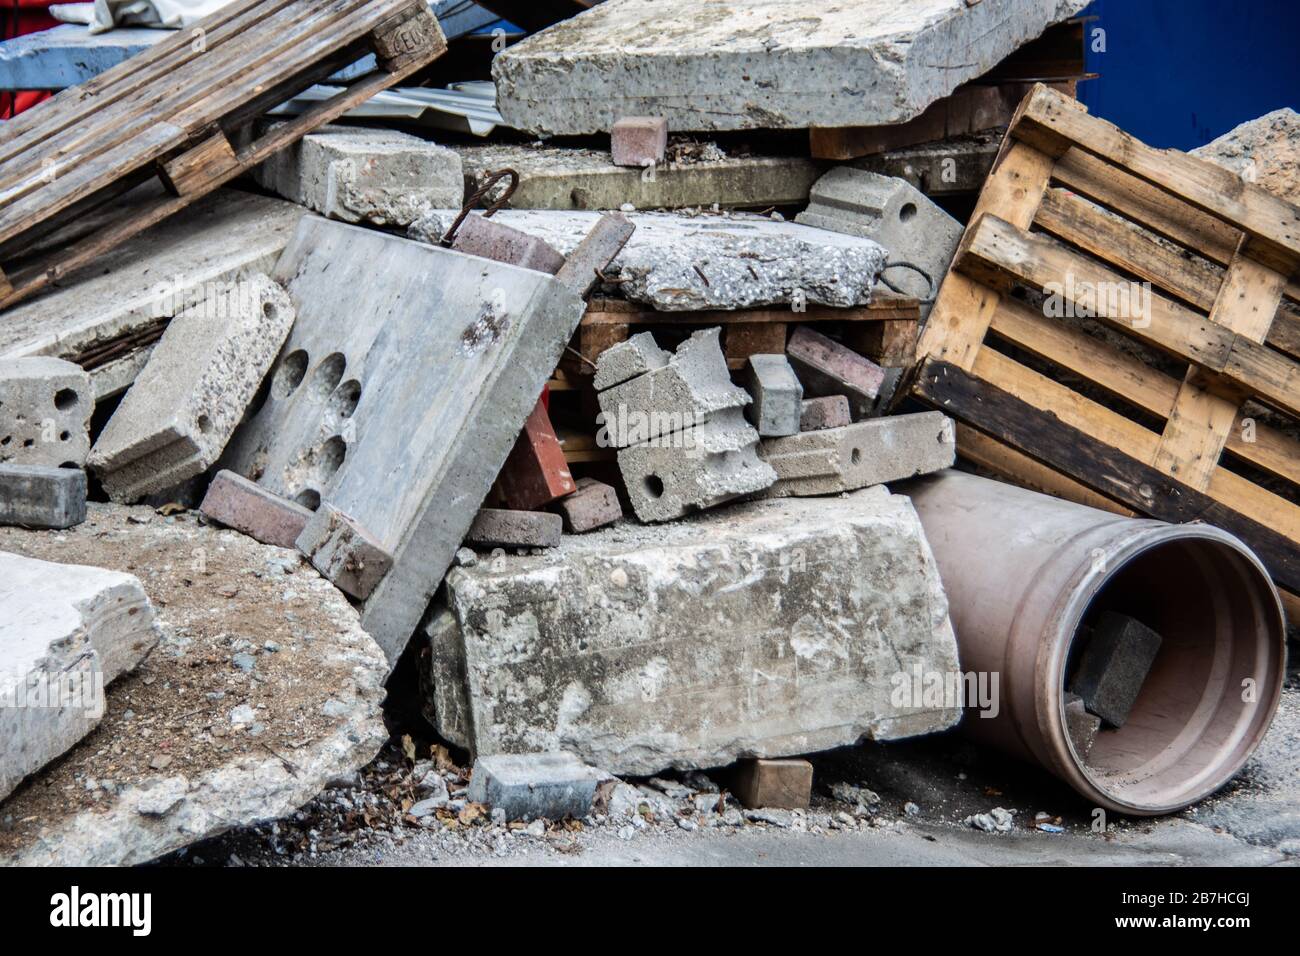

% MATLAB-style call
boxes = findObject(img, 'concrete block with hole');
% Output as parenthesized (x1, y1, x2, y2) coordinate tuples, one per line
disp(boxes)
(758, 411, 955, 498)
(88, 274, 293, 503)
(0, 357, 92, 468)
(795, 168, 962, 303)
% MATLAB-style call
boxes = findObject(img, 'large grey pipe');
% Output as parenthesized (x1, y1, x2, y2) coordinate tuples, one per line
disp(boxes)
(903, 470, 1286, 816)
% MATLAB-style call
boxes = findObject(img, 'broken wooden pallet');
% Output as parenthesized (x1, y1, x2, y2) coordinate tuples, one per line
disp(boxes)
(567, 295, 922, 374)
(0, 0, 446, 311)
(909, 83, 1300, 600)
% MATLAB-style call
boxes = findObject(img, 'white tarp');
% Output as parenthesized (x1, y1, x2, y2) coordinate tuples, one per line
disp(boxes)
(50, 1, 233, 34)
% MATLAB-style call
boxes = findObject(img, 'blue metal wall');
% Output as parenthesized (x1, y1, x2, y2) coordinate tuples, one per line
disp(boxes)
(1077, 0, 1300, 150)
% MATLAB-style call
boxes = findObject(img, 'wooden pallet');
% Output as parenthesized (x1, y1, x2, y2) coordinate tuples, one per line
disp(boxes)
(567, 295, 921, 374)
(0, 0, 446, 311)
(910, 83, 1300, 598)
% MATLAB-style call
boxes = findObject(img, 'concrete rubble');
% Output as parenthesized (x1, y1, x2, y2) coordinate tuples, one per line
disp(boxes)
(493, 0, 1092, 135)
(424, 486, 961, 776)
(0, 357, 93, 468)
(410, 209, 888, 311)
(1192, 108, 1300, 204)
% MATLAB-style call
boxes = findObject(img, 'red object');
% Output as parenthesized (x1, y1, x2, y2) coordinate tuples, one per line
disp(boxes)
(2, 2, 60, 119)
(497, 397, 576, 511)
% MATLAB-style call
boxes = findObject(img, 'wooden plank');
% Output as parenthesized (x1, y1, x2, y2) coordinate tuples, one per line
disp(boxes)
(371, 0, 448, 71)
(914, 140, 1055, 370)
(157, 130, 240, 197)
(1009, 84, 1300, 273)
(843, 319, 918, 366)
(723, 322, 788, 369)
(914, 357, 1300, 593)
(956, 214, 1300, 418)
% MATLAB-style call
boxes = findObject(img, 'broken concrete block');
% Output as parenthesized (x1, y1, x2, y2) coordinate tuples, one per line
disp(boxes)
(1064, 693, 1102, 759)
(425, 486, 961, 775)
(744, 354, 803, 437)
(1, 551, 161, 802)
(592, 331, 671, 391)
(800, 395, 851, 432)
(759, 412, 956, 497)
(409, 209, 887, 311)
(611, 116, 668, 168)
(499, 398, 576, 511)
(296, 504, 394, 601)
(598, 327, 752, 446)
(0, 464, 87, 529)
(199, 470, 312, 549)
(553, 212, 636, 298)
(1069, 612, 1164, 729)
(733, 758, 813, 810)
(219, 219, 590, 665)
(493, 0, 1092, 135)
(0, 190, 307, 402)
(466, 508, 562, 549)
(454, 142, 822, 211)
(1192, 108, 1300, 204)
(88, 273, 294, 503)
(466, 753, 608, 821)
(795, 168, 964, 302)
(0, 357, 92, 468)
(451, 213, 567, 274)
(254, 124, 464, 229)
(786, 325, 886, 418)
(557, 477, 622, 533)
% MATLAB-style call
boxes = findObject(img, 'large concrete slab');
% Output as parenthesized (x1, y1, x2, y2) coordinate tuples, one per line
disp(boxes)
(454, 142, 823, 211)
(411, 209, 887, 311)
(0, 189, 306, 401)
(1, 551, 160, 803)
(423, 486, 961, 776)
(0, 506, 388, 866)
(220, 218, 588, 665)
(493, 0, 1092, 135)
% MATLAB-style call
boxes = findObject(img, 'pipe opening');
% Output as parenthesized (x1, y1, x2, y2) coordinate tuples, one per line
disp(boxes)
(1062, 536, 1284, 812)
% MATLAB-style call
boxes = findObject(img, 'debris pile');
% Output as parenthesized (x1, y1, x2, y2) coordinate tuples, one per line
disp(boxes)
(0, 0, 1296, 866)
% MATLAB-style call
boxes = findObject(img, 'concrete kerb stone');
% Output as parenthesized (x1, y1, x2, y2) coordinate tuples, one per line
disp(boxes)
(0, 464, 87, 529)
(744, 353, 803, 437)
(466, 753, 610, 821)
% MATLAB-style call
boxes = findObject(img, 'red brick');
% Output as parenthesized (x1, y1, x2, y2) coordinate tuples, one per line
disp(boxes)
(799, 395, 851, 431)
(499, 398, 577, 510)
(450, 214, 565, 274)
(786, 325, 886, 415)
(200, 470, 311, 549)
(611, 116, 668, 168)
(557, 477, 622, 533)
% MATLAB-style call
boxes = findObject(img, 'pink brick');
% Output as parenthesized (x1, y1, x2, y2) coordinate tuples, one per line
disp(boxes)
(557, 477, 622, 533)
(451, 214, 565, 274)
(799, 395, 852, 432)
(611, 117, 668, 168)
(200, 470, 311, 549)
(786, 325, 885, 417)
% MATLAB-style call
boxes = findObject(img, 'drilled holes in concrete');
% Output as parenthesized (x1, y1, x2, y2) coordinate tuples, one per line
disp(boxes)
(196, 414, 213, 435)
(329, 380, 362, 420)
(272, 350, 309, 400)
(316, 436, 347, 483)
(53, 388, 78, 411)
(851, 447, 862, 465)
(295, 488, 322, 511)
(899, 202, 917, 223)
(309, 353, 347, 402)
(644, 474, 665, 499)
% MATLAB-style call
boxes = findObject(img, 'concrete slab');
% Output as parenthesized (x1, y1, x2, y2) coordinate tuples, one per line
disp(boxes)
(253, 124, 464, 229)
(0, 356, 92, 468)
(1, 550, 160, 802)
(493, 0, 1092, 135)
(454, 142, 823, 211)
(424, 486, 961, 776)
(0, 189, 306, 401)
(410, 209, 887, 311)
(220, 218, 588, 665)
(0, 506, 388, 866)
(89, 274, 294, 503)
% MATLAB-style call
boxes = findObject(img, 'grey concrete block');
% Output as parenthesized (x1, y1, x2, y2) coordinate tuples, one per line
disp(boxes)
(220, 218, 588, 665)
(493, 0, 1092, 135)
(454, 142, 822, 211)
(466, 508, 562, 549)
(759, 412, 956, 497)
(796, 168, 963, 302)
(0, 464, 87, 529)
(296, 503, 394, 601)
(89, 273, 294, 503)
(466, 753, 609, 821)
(254, 123, 464, 229)
(1064, 693, 1102, 759)
(800, 395, 851, 431)
(786, 325, 886, 419)
(0, 190, 307, 403)
(745, 354, 803, 437)
(592, 331, 670, 391)
(0, 357, 92, 468)
(1069, 612, 1164, 729)
(426, 486, 961, 776)
(1, 551, 161, 802)
(409, 208, 887, 312)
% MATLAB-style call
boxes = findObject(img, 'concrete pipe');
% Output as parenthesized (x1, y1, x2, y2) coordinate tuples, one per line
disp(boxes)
(903, 470, 1285, 816)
